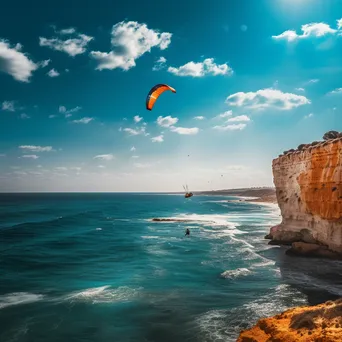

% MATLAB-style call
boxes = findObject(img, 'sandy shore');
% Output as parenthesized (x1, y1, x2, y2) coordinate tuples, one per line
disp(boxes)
(244, 194, 278, 204)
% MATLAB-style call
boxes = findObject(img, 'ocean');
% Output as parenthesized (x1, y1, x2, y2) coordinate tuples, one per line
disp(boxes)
(1, 193, 342, 342)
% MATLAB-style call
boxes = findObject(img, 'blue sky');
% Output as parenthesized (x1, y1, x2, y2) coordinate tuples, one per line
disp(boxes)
(0, 0, 341, 192)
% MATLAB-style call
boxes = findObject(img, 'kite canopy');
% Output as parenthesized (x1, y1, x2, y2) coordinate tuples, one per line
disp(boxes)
(146, 84, 176, 111)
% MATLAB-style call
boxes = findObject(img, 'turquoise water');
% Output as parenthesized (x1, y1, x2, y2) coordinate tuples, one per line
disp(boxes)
(1, 193, 342, 341)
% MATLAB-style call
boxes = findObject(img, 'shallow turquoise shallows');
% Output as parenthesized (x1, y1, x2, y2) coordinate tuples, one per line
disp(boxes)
(1, 193, 342, 342)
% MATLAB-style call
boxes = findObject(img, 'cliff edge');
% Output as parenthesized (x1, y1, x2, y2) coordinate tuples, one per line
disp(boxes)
(237, 299, 342, 342)
(266, 131, 342, 258)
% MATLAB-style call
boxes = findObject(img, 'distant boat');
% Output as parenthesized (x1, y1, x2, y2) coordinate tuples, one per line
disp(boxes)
(183, 185, 193, 199)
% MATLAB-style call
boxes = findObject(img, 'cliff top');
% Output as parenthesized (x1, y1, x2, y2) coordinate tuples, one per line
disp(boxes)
(237, 298, 342, 342)
(276, 131, 342, 160)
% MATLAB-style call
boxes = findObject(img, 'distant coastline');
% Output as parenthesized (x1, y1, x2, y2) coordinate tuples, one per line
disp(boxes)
(0, 188, 278, 205)
(195, 187, 277, 204)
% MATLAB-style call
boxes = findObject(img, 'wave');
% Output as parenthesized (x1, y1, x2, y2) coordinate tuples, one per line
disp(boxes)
(221, 268, 252, 279)
(65, 285, 142, 304)
(0, 210, 99, 231)
(195, 284, 307, 342)
(0, 292, 44, 310)
(152, 213, 238, 228)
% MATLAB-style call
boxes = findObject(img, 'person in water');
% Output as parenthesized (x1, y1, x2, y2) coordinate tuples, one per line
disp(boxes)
(185, 228, 190, 236)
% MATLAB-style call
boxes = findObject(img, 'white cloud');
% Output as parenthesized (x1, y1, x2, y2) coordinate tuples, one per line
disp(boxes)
(130, 146, 136, 152)
(169, 126, 199, 135)
(304, 113, 314, 119)
(39, 28, 93, 57)
(19, 145, 53, 152)
(59, 105, 82, 117)
(301, 23, 337, 37)
(98, 165, 105, 168)
(124, 128, 139, 135)
(213, 123, 247, 131)
(134, 115, 143, 123)
(94, 154, 114, 161)
(152, 56, 167, 71)
(272, 22, 337, 42)
(123, 127, 147, 136)
(70, 167, 82, 171)
(49, 114, 57, 118)
(295, 87, 305, 92)
(134, 162, 151, 168)
(151, 134, 164, 142)
(307, 79, 319, 84)
(90, 21, 172, 71)
(225, 88, 311, 110)
(227, 115, 250, 122)
(38, 59, 51, 68)
(55, 167, 67, 171)
(13, 171, 27, 176)
(272, 30, 299, 42)
(21, 154, 39, 159)
(329, 88, 342, 94)
(216, 110, 233, 119)
(2, 101, 15, 112)
(59, 28, 76, 35)
(0, 39, 38, 82)
(194, 116, 205, 120)
(47, 68, 60, 77)
(157, 115, 178, 127)
(20, 113, 30, 119)
(72, 117, 93, 124)
(338, 19, 342, 30)
(0, 154, 6, 157)
(131, 155, 139, 159)
(168, 58, 233, 77)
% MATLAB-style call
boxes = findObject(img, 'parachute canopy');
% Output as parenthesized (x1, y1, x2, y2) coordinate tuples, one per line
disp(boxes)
(146, 84, 176, 111)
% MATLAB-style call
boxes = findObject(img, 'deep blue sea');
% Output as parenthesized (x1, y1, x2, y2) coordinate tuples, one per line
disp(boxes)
(1, 193, 342, 342)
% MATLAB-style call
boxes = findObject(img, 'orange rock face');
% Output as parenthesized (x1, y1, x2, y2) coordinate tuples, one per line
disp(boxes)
(237, 299, 342, 342)
(296, 140, 342, 220)
(271, 138, 342, 253)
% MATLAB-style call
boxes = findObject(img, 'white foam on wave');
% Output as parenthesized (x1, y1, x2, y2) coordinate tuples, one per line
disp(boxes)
(195, 283, 307, 342)
(149, 213, 238, 228)
(65, 285, 142, 304)
(195, 309, 238, 342)
(141, 235, 159, 239)
(145, 244, 172, 256)
(230, 236, 254, 249)
(0, 292, 44, 309)
(221, 268, 252, 279)
(95, 227, 102, 231)
(243, 284, 307, 318)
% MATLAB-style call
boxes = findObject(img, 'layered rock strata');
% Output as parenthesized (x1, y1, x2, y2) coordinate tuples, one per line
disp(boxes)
(266, 134, 342, 258)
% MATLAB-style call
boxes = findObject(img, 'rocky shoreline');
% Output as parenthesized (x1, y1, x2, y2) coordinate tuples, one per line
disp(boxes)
(237, 299, 342, 342)
(266, 131, 342, 260)
(236, 132, 342, 341)
(265, 227, 342, 260)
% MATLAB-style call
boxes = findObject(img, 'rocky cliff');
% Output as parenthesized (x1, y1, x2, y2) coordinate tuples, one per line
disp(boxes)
(237, 299, 342, 342)
(267, 131, 342, 258)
